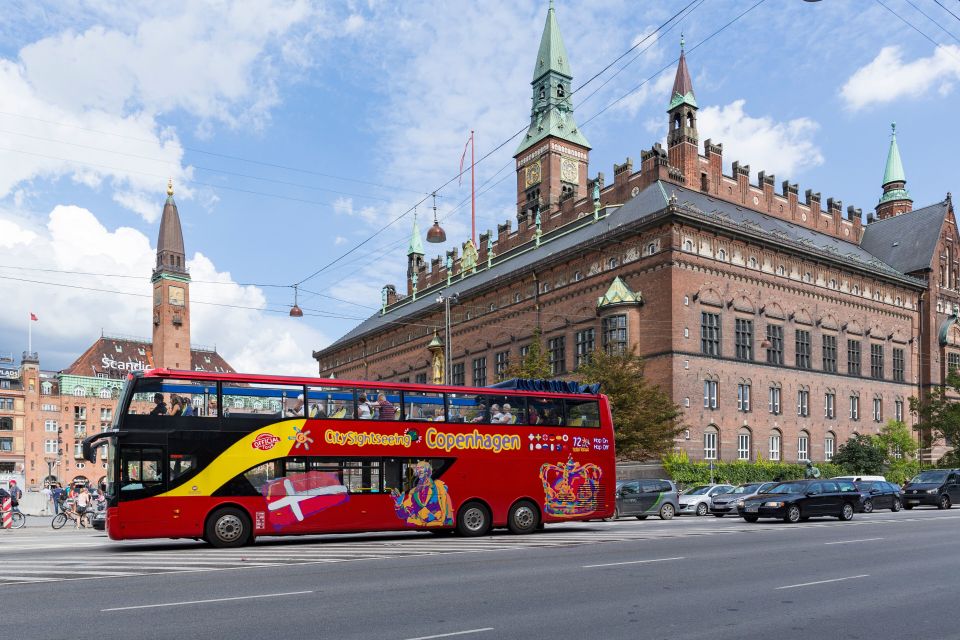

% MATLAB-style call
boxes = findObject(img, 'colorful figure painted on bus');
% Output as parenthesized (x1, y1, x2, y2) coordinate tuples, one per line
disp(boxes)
(390, 460, 453, 527)
(263, 471, 348, 530)
(540, 456, 603, 517)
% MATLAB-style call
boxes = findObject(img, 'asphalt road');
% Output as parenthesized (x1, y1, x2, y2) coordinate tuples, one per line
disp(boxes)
(2, 508, 958, 640)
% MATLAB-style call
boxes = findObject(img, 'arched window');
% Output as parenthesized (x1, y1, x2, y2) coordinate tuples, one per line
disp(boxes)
(824, 431, 836, 461)
(798, 430, 810, 462)
(556, 83, 565, 97)
(538, 86, 545, 100)
(541, 282, 550, 293)
(777, 265, 785, 276)
(73, 386, 86, 397)
(674, 114, 682, 130)
(608, 257, 618, 270)
(829, 279, 837, 289)
(514, 293, 522, 303)
(686, 111, 694, 128)
(488, 303, 496, 312)
(233, 398, 244, 409)
(749, 257, 758, 269)
(573, 271, 583, 282)
(646, 243, 656, 255)
(683, 239, 693, 252)
(737, 427, 751, 461)
(41, 381, 52, 395)
(852, 285, 860, 295)
(717, 249, 727, 261)
(768, 429, 782, 461)
(704, 425, 719, 460)
(803, 272, 813, 283)
(99, 388, 111, 399)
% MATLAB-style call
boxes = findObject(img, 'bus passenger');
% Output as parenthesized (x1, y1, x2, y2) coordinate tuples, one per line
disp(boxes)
(285, 394, 305, 417)
(490, 404, 502, 423)
(470, 401, 489, 423)
(149, 393, 167, 416)
(357, 394, 373, 419)
(499, 404, 514, 424)
(377, 393, 396, 420)
(170, 395, 184, 416)
(432, 408, 445, 422)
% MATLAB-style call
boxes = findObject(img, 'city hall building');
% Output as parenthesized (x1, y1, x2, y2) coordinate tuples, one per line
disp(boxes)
(314, 6, 958, 464)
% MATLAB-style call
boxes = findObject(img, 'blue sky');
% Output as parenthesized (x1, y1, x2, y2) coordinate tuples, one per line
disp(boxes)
(0, 0, 958, 375)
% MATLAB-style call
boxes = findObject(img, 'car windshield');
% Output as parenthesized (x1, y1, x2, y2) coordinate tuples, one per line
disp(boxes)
(910, 471, 948, 484)
(767, 482, 806, 494)
(731, 484, 762, 494)
(684, 486, 711, 495)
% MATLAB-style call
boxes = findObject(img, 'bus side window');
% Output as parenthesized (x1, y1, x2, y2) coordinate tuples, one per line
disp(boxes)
(527, 397, 564, 426)
(307, 386, 355, 419)
(403, 391, 444, 422)
(119, 447, 165, 494)
(565, 399, 600, 428)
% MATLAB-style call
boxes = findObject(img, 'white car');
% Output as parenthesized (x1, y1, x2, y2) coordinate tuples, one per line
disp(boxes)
(677, 484, 735, 516)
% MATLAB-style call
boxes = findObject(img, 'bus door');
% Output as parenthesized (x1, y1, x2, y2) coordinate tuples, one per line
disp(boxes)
(115, 435, 168, 535)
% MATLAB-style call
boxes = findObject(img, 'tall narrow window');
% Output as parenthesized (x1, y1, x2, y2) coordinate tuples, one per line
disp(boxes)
(895, 399, 904, 422)
(870, 344, 884, 379)
(766, 325, 784, 365)
(575, 329, 595, 368)
(797, 389, 809, 417)
(769, 430, 782, 461)
(472, 357, 487, 387)
(701, 312, 721, 356)
(823, 334, 837, 373)
(795, 330, 811, 369)
(825, 433, 835, 461)
(704, 428, 718, 460)
(768, 385, 782, 415)
(548, 337, 566, 375)
(893, 348, 904, 382)
(737, 429, 751, 461)
(451, 363, 465, 386)
(735, 319, 753, 361)
(847, 340, 862, 376)
(849, 394, 860, 421)
(602, 315, 627, 355)
(703, 380, 719, 409)
(737, 383, 751, 412)
(495, 351, 510, 380)
(949, 352, 960, 374)
(873, 397, 882, 422)
(825, 392, 836, 419)
(798, 432, 809, 462)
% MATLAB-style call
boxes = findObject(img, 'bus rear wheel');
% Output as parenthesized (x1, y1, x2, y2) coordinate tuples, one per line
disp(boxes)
(507, 500, 540, 535)
(205, 507, 251, 548)
(456, 501, 491, 537)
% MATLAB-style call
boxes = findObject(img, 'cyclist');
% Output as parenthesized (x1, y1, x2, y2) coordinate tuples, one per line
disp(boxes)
(73, 487, 91, 529)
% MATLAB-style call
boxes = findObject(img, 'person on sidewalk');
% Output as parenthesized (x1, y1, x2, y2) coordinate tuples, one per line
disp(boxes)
(41, 484, 52, 514)
(7, 480, 22, 512)
(74, 487, 91, 528)
(51, 484, 63, 515)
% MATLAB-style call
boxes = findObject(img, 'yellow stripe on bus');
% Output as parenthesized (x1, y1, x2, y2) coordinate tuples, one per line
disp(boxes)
(161, 421, 303, 497)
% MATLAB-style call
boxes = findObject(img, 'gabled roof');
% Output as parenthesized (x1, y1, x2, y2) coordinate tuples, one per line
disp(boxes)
(859, 201, 950, 274)
(63, 336, 234, 379)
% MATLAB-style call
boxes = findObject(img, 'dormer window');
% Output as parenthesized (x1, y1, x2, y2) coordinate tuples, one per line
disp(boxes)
(114, 344, 123, 353)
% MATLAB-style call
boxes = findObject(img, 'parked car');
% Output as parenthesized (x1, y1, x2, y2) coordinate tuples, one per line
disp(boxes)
(709, 482, 778, 517)
(901, 469, 960, 510)
(832, 475, 887, 482)
(855, 481, 903, 513)
(678, 484, 734, 516)
(613, 479, 678, 520)
(737, 479, 862, 523)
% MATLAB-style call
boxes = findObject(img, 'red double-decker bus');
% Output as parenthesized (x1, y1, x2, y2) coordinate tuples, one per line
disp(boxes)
(84, 369, 615, 547)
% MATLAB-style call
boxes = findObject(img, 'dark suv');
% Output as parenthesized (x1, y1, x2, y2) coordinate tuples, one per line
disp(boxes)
(902, 469, 960, 510)
(737, 479, 862, 523)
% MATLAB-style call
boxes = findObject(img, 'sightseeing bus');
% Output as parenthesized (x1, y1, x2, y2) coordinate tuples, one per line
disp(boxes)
(83, 369, 615, 547)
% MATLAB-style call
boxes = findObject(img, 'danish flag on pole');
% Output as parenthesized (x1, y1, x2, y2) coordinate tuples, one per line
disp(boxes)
(30, 313, 38, 321)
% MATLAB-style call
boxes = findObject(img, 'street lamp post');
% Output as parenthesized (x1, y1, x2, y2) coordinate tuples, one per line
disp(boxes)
(436, 292, 459, 383)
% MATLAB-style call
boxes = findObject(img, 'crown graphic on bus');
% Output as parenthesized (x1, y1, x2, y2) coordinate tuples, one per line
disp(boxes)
(539, 456, 603, 517)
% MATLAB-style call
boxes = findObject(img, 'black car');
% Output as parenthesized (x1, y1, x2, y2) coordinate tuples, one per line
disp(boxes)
(901, 469, 960, 510)
(855, 481, 903, 513)
(737, 479, 862, 523)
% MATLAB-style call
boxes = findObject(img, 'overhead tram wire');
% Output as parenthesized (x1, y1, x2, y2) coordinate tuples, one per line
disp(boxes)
(932, 0, 960, 25)
(876, 0, 960, 61)
(904, 0, 960, 46)
(0, 110, 425, 196)
(291, 2, 702, 289)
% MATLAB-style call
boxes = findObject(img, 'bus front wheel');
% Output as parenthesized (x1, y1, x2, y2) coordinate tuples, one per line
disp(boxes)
(507, 500, 540, 535)
(456, 501, 491, 537)
(205, 507, 251, 548)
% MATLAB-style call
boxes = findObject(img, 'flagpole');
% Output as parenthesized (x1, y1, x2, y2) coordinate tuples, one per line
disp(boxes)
(470, 130, 476, 245)
(28, 313, 32, 355)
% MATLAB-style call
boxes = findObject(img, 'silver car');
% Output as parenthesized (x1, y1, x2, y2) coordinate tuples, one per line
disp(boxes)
(709, 482, 777, 517)
(677, 484, 735, 516)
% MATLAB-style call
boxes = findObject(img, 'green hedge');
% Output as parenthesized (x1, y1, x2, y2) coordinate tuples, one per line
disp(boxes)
(662, 452, 844, 487)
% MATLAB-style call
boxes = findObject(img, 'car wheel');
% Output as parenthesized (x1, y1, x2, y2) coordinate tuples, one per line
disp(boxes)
(659, 503, 675, 520)
(507, 500, 539, 535)
(839, 502, 855, 521)
(784, 505, 801, 523)
(457, 501, 491, 537)
(862, 499, 874, 514)
(696, 502, 708, 516)
(635, 515, 648, 520)
(938, 495, 951, 510)
(743, 515, 759, 523)
(205, 507, 251, 548)
(607, 506, 620, 521)
(891, 498, 902, 512)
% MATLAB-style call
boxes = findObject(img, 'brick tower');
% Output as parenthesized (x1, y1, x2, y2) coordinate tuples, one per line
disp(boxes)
(875, 122, 913, 220)
(151, 180, 192, 370)
(514, 1, 590, 225)
(667, 37, 699, 186)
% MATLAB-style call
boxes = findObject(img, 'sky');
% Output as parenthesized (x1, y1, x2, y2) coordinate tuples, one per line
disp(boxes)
(1, 0, 959, 376)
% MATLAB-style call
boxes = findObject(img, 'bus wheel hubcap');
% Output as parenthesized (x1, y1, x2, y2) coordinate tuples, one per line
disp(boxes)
(464, 508, 484, 531)
(514, 506, 534, 529)
(216, 515, 243, 541)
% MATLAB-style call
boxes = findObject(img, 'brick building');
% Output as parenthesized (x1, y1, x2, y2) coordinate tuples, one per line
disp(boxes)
(6, 181, 233, 490)
(313, 6, 958, 463)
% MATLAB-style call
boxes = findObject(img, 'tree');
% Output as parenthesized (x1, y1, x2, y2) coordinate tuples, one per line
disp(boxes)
(829, 434, 885, 475)
(910, 370, 960, 449)
(873, 420, 918, 461)
(502, 328, 551, 380)
(575, 345, 684, 460)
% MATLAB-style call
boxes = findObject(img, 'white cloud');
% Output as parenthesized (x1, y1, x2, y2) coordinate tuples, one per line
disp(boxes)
(694, 99, 823, 178)
(0, 204, 325, 376)
(332, 196, 380, 225)
(841, 45, 960, 111)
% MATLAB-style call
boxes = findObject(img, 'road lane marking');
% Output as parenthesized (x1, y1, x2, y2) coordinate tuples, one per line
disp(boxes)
(101, 590, 313, 612)
(824, 537, 884, 545)
(776, 574, 869, 590)
(403, 629, 495, 640)
(583, 556, 685, 568)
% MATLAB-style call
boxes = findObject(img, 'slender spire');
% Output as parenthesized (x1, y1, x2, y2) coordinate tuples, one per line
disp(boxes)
(408, 209, 424, 256)
(516, 2, 589, 155)
(878, 122, 911, 206)
(154, 179, 187, 278)
(668, 36, 697, 111)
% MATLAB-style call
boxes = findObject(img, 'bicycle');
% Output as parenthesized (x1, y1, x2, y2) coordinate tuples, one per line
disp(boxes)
(5, 509, 26, 529)
(51, 507, 92, 530)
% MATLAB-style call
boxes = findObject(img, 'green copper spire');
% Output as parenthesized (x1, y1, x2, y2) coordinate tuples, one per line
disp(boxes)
(408, 210, 424, 256)
(515, 2, 590, 155)
(879, 122, 911, 205)
(668, 35, 697, 111)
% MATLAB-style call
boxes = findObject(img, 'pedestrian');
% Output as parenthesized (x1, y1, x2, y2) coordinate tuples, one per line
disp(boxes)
(7, 480, 22, 512)
(41, 484, 52, 514)
(74, 487, 91, 528)
(51, 484, 63, 515)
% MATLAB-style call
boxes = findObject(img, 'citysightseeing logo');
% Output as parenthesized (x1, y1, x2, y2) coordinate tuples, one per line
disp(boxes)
(425, 428, 521, 454)
(252, 433, 282, 451)
(324, 430, 413, 448)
